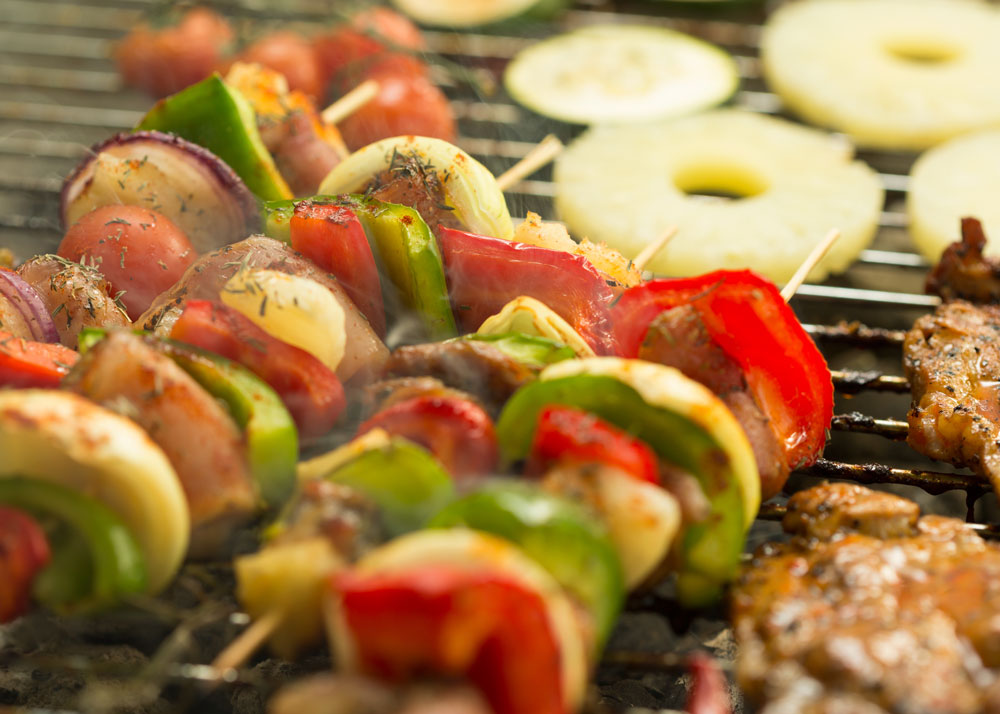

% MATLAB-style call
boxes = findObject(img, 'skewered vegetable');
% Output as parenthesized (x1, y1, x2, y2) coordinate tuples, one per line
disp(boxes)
(0, 332, 78, 388)
(0, 269, 59, 344)
(476, 296, 596, 359)
(0, 506, 51, 623)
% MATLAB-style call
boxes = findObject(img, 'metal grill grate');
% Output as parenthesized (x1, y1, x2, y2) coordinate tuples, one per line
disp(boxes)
(1, 0, 995, 712)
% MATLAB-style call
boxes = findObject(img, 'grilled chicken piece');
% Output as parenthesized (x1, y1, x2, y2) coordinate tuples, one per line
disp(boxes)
(904, 300, 1000, 495)
(17, 254, 130, 347)
(138, 235, 388, 382)
(639, 306, 790, 501)
(367, 151, 464, 234)
(380, 340, 536, 417)
(926, 217, 1000, 303)
(64, 330, 256, 557)
(734, 483, 1000, 714)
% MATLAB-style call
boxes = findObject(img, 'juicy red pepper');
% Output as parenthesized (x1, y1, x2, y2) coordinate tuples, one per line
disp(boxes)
(0, 331, 78, 388)
(686, 652, 731, 714)
(333, 565, 567, 714)
(170, 300, 345, 440)
(0, 506, 51, 623)
(356, 395, 498, 479)
(612, 270, 832, 469)
(526, 405, 660, 485)
(290, 201, 386, 337)
(437, 226, 617, 354)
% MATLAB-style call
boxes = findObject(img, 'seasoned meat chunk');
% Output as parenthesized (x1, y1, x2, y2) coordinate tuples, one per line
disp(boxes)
(17, 254, 130, 347)
(903, 300, 1000, 495)
(367, 151, 463, 234)
(639, 305, 790, 500)
(734, 484, 1000, 714)
(926, 217, 1000, 304)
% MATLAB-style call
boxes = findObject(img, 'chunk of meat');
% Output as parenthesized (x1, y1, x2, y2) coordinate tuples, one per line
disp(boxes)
(17, 255, 130, 347)
(367, 151, 463, 235)
(138, 236, 388, 383)
(904, 300, 1000, 496)
(733, 484, 1000, 714)
(64, 331, 256, 557)
(639, 306, 790, 501)
(380, 340, 535, 418)
(362, 376, 478, 418)
(926, 217, 1000, 303)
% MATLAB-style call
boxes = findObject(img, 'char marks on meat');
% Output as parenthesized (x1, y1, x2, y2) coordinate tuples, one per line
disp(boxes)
(733, 483, 1000, 714)
(904, 300, 1000, 495)
(638, 305, 790, 500)
(927, 217, 1000, 303)
(367, 150, 463, 234)
(17, 254, 130, 347)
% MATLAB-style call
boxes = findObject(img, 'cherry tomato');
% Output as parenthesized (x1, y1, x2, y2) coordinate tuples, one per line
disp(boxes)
(526, 405, 661, 485)
(231, 31, 325, 99)
(58, 205, 197, 320)
(0, 506, 51, 623)
(356, 395, 498, 478)
(338, 71, 456, 151)
(170, 300, 346, 440)
(115, 8, 233, 98)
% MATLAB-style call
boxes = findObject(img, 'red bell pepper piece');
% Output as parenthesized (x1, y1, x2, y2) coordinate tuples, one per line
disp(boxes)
(290, 201, 386, 337)
(0, 331, 78, 388)
(437, 226, 618, 354)
(170, 300, 345, 440)
(526, 405, 660, 485)
(612, 270, 832, 469)
(0, 506, 51, 623)
(686, 652, 731, 714)
(356, 395, 498, 478)
(333, 565, 567, 714)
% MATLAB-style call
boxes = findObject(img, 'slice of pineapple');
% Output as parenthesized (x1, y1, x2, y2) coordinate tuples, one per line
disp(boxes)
(762, 0, 1000, 151)
(908, 129, 1000, 262)
(554, 110, 883, 283)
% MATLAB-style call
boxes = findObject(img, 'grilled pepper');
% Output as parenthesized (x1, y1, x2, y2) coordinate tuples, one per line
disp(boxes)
(136, 74, 293, 201)
(430, 480, 624, 648)
(611, 269, 833, 471)
(79, 328, 298, 509)
(0, 506, 51, 623)
(0, 330, 78, 388)
(496, 357, 759, 605)
(0, 478, 146, 614)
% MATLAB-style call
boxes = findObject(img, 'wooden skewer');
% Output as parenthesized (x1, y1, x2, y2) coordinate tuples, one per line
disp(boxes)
(321, 79, 380, 126)
(209, 609, 283, 678)
(780, 228, 841, 302)
(632, 226, 679, 273)
(496, 134, 564, 192)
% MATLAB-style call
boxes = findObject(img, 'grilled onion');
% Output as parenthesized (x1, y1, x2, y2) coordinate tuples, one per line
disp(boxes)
(0, 269, 59, 343)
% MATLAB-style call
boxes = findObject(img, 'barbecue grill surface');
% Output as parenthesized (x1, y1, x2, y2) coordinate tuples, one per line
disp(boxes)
(0, 1, 993, 712)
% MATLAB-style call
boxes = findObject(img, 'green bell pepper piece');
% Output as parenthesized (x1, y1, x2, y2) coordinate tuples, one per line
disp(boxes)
(430, 480, 623, 648)
(262, 195, 457, 340)
(0, 478, 147, 614)
(456, 332, 575, 370)
(495, 374, 745, 606)
(321, 437, 454, 537)
(137, 74, 293, 202)
(78, 328, 298, 509)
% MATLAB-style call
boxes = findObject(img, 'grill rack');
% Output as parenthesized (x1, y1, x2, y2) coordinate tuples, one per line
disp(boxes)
(1, 0, 997, 711)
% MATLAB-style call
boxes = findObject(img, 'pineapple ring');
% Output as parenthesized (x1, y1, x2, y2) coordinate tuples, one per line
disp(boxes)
(554, 110, 883, 283)
(761, 0, 1000, 151)
(908, 129, 1000, 262)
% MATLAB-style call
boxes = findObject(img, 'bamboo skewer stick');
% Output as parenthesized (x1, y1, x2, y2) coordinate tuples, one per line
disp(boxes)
(780, 228, 841, 302)
(632, 226, 679, 273)
(321, 79, 380, 126)
(496, 134, 564, 192)
(210, 610, 283, 678)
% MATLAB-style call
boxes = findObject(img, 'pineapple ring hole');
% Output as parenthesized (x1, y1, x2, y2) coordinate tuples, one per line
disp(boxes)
(672, 163, 769, 201)
(884, 37, 960, 65)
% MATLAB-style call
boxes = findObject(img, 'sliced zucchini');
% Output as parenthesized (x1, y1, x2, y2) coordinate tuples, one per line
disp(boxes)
(390, 0, 568, 27)
(504, 25, 739, 125)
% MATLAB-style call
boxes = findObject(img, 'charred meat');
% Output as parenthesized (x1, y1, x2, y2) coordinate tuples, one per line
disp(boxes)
(927, 217, 1000, 303)
(904, 300, 1000, 495)
(734, 482, 1000, 714)
(367, 150, 464, 234)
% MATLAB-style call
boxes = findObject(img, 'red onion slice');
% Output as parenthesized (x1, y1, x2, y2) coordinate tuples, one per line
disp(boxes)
(0, 269, 60, 343)
(61, 131, 260, 254)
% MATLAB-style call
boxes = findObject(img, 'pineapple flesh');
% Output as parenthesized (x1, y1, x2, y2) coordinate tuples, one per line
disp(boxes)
(554, 110, 883, 284)
(761, 0, 1000, 151)
(908, 129, 1000, 262)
